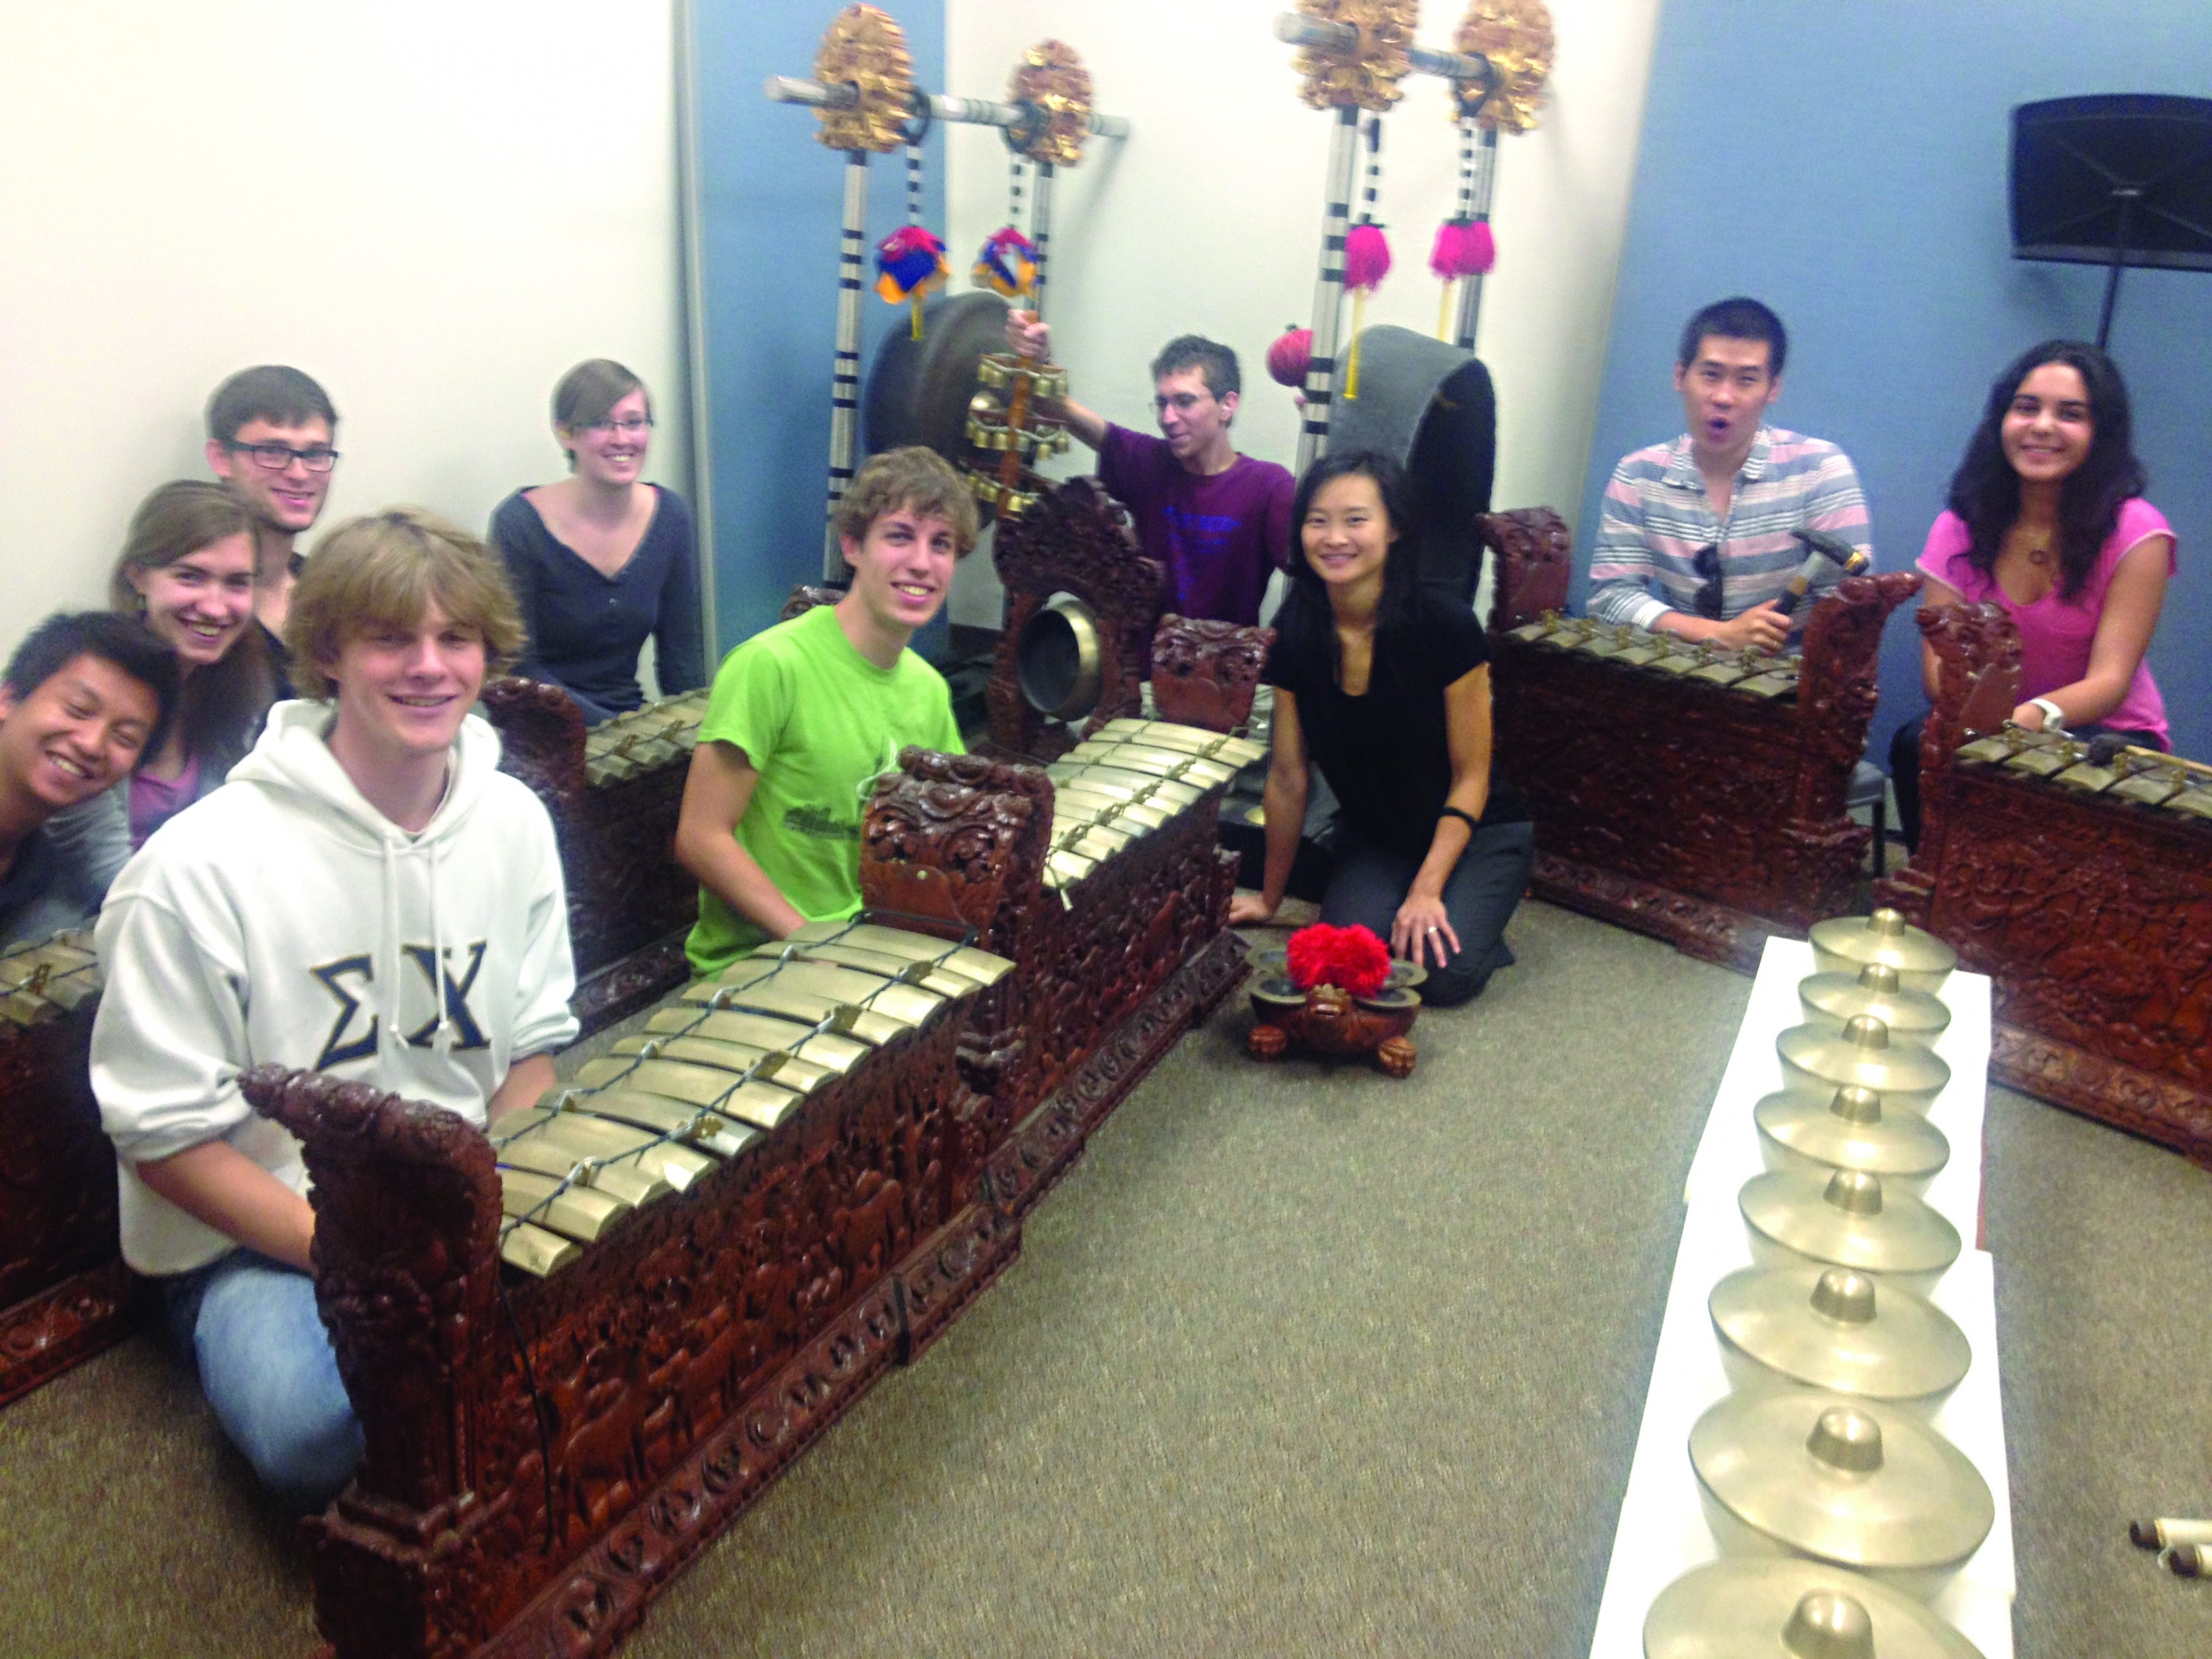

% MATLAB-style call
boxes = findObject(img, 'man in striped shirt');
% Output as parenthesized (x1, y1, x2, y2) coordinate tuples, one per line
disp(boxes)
(1587, 298, 1872, 653)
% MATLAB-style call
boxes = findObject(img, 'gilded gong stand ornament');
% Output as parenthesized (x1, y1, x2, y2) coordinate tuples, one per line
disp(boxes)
(1272, 3, 1556, 467)
(768, 15, 1127, 567)
(796, 5, 914, 577)
(1436, 1, 1553, 348)
(970, 40, 1100, 520)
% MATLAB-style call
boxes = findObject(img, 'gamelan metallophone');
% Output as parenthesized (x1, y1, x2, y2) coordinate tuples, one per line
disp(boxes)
(0, 682, 717, 1411)
(240, 718, 1253, 1658)
(1880, 600, 2212, 1164)
(487, 923, 1011, 1278)
(482, 682, 712, 1031)
(864, 725, 1255, 1172)
(0, 933, 147, 1407)
(1481, 507, 1919, 970)
(242, 916, 1009, 1658)
(1037, 720, 1260, 891)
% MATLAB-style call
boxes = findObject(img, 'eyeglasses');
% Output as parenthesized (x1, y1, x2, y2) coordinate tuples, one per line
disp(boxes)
(583, 416, 653, 437)
(1691, 543, 1724, 619)
(227, 440, 340, 473)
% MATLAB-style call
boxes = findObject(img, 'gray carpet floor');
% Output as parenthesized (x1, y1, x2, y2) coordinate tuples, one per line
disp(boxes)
(2, 900, 2207, 1656)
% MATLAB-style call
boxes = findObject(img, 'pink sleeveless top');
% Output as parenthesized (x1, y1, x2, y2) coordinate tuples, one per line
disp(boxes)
(1916, 498, 2174, 749)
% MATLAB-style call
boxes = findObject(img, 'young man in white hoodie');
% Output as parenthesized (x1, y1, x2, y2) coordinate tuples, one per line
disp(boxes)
(92, 507, 579, 1510)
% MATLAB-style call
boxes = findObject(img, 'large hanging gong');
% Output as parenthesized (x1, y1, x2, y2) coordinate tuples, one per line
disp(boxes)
(862, 289, 1012, 465)
(1329, 323, 1495, 600)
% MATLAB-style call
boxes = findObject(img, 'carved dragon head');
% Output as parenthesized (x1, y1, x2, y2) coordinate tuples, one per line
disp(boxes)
(1151, 616, 1276, 734)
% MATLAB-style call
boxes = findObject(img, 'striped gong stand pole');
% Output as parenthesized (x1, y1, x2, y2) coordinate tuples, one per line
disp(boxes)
(1295, 104, 1361, 475)
(824, 149, 869, 578)
(1028, 159, 1056, 323)
(993, 156, 1054, 505)
(1450, 125, 1498, 352)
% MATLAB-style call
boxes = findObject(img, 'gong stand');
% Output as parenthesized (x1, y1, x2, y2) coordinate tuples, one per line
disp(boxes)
(1275, 4, 1557, 467)
(768, 15, 1127, 576)
(984, 477, 1162, 762)
(1449, 123, 1498, 349)
(1274, 9, 1496, 473)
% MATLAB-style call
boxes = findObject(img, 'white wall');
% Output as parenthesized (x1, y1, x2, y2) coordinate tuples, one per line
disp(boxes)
(942, 0, 1662, 625)
(0, 1, 685, 664)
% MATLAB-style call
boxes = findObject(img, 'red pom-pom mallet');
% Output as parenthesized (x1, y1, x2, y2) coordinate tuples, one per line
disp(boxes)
(1285, 922, 1394, 999)
(1340, 224, 1391, 401)
(1428, 218, 1495, 279)
(1430, 217, 1494, 339)
(1343, 223, 1394, 291)
(1267, 324, 1312, 389)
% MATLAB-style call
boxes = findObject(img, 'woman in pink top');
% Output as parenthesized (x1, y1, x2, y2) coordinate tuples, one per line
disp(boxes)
(1891, 341, 2175, 846)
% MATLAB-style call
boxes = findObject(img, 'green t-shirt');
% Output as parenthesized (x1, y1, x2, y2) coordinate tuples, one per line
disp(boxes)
(684, 603, 964, 977)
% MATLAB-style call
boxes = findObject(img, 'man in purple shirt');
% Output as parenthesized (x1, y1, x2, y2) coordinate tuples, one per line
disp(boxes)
(1005, 312, 1295, 627)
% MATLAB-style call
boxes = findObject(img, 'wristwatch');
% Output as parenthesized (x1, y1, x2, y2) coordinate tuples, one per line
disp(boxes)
(2026, 697, 2067, 734)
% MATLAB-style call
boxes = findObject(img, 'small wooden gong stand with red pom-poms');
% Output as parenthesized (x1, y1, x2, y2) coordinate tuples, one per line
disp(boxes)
(1248, 922, 1421, 1077)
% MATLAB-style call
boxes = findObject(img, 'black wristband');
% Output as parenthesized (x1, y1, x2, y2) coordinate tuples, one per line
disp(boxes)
(1439, 806, 1481, 834)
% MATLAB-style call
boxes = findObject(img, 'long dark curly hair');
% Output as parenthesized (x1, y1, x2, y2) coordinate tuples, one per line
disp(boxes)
(1275, 448, 1422, 689)
(1945, 340, 2146, 600)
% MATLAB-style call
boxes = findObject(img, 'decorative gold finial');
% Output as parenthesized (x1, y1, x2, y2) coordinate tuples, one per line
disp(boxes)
(1455, 0, 1555, 133)
(812, 4, 914, 154)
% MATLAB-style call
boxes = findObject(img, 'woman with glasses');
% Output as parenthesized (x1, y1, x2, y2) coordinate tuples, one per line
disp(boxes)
(48, 482, 276, 885)
(1890, 340, 2176, 848)
(1228, 450, 1535, 1006)
(489, 358, 706, 724)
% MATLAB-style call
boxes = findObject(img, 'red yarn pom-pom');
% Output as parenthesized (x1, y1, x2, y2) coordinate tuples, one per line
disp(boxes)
(1266, 324, 1312, 389)
(1428, 217, 1495, 279)
(1343, 223, 1393, 292)
(1285, 922, 1394, 998)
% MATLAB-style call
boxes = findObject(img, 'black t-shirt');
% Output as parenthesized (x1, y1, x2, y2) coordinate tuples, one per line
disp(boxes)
(1267, 588, 1528, 860)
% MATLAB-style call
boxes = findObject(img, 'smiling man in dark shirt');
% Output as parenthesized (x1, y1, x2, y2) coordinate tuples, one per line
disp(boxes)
(0, 613, 177, 949)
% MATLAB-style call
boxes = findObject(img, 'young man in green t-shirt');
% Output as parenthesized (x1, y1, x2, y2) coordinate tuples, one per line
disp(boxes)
(675, 446, 974, 976)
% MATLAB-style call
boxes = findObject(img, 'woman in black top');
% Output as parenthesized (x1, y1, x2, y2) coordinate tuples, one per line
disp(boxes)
(1228, 451, 1533, 1006)
(490, 358, 707, 724)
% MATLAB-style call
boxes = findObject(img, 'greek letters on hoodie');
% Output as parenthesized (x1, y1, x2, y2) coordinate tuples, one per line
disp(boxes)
(92, 700, 580, 1276)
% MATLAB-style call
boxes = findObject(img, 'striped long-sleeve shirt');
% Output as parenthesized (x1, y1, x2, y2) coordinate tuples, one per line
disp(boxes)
(1586, 428, 1873, 632)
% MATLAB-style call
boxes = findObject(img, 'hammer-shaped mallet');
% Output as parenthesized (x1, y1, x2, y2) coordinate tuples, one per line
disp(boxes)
(1773, 528, 1873, 618)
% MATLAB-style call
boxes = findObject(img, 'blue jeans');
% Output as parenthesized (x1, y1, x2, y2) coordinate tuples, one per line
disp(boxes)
(1319, 819, 1537, 1007)
(164, 1252, 363, 1512)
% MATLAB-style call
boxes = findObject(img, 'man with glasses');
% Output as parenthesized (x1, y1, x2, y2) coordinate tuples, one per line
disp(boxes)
(1004, 311, 1294, 627)
(204, 366, 340, 681)
(1587, 298, 1871, 653)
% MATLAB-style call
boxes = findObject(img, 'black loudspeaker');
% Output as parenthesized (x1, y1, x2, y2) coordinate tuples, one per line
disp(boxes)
(2010, 95, 2212, 347)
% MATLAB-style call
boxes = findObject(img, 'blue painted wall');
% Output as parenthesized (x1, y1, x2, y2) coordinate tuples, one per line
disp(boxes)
(686, 1, 947, 657)
(1580, 1, 2212, 762)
